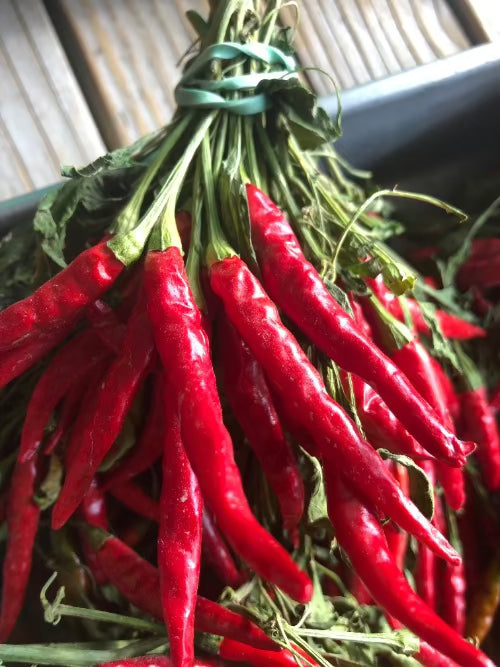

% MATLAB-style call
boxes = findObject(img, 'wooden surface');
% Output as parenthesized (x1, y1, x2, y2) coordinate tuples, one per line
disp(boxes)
(1, 0, 499, 201)
(0, 0, 105, 200)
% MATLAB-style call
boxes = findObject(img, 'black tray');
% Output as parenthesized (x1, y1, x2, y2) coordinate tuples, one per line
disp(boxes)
(1, 42, 500, 233)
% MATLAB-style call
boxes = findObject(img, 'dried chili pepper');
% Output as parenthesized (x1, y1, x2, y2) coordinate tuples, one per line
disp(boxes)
(0, 456, 41, 641)
(0, 240, 124, 353)
(210, 256, 459, 565)
(52, 294, 155, 529)
(466, 554, 500, 644)
(159, 396, 203, 667)
(246, 185, 469, 465)
(458, 350, 500, 492)
(366, 275, 485, 341)
(217, 313, 304, 534)
(88, 531, 275, 650)
(323, 468, 494, 667)
(103, 376, 164, 490)
(144, 248, 311, 603)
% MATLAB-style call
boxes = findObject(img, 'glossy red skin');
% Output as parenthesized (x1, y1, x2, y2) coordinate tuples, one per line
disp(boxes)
(220, 639, 317, 666)
(0, 241, 124, 353)
(95, 536, 275, 650)
(79, 479, 110, 586)
(0, 318, 75, 389)
(210, 257, 459, 566)
(99, 659, 227, 667)
(44, 383, 84, 455)
(52, 295, 155, 529)
(392, 340, 466, 511)
(202, 511, 244, 588)
(159, 397, 203, 667)
(217, 314, 304, 533)
(339, 370, 431, 460)
(144, 248, 311, 604)
(0, 456, 41, 642)
(430, 359, 460, 422)
(383, 464, 409, 571)
(324, 470, 494, 667)
(85, 299, 126, 353)
(490, 385, 500, 413)
(367, 274, 485, 341)
(20, 328, 115, 462)
(415, 461, 437, 611)
(246, 185, 467, 466)
(110, 481, 160, 523)
(460, 388, 500, 492)
(103, 376, 164, 490)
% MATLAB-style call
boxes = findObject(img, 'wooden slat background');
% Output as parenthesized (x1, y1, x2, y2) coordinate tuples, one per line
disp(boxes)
(0, 0, 499, 201)
(0, 0, 105, 200)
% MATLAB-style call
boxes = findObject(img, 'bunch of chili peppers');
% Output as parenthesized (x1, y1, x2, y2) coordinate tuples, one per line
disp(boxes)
(0, 2, 499, 666)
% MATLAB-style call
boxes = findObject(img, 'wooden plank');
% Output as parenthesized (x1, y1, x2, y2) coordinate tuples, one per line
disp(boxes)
(0, 0, 106, 200)
(50, 0, 470, 145)
(281, 0, 470, 97)
(448, 0, 500, 43)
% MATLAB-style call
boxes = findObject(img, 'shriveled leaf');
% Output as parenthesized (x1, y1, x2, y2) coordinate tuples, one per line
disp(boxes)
(378, 449, 434, 521)
(36, 455, 63, 510)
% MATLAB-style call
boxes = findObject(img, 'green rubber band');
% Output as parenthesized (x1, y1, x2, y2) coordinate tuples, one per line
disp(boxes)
(175, 41, 298, 115)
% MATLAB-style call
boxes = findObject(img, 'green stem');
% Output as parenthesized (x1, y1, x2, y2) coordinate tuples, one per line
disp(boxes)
(109, 112, 216, 264)
(186, 154, 206, 310)
(45, 602, 164, 634)
(114, 113, 192, 234)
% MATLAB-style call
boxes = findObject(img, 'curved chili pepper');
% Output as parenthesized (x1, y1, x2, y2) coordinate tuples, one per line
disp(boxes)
(217, 313, 304, 534)
(442, 554, 467, 636)
(366, 275, 485, 341)
(466, 555, 500, 644)
(389, 339, 465, 511)
(246, 185, 469, 465)
(0, 240, 124, 353)
(159, 396, 203, 667)
(430, 359, 460, 423)
(383, 463, 409, 571)
(323, 468, 494, 667)
(339, 370, 431, 460)
(210, 257, 459, 565)
(219, 638, 317, 666)
(44, 384, 84, 456)
(0, 455, 41, 642)
(109, 481, 160, 522)
(202, 511, 244, 589)
(144, 248, 312, 603)
(20, 327, 119, 462)
(99, 659, 226, 667)
(79, 479, 109, 586)
(85, 299, 126, 353)
(90, 532, 275, 650)
(103, 376, 164, 490)
(52, 294, 155, 529)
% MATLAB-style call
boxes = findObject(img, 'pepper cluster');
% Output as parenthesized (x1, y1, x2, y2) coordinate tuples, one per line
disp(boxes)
(0, 2, 498, 667)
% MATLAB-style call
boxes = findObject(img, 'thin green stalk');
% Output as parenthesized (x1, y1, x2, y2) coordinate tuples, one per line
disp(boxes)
(186, 155, 206, 309)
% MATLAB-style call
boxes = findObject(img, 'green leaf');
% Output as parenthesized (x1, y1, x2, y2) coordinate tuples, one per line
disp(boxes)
(258, 78, 340, 149)
(378, 450, 434, 521)
(303, 450, 331, 532)
(35, 455, 63, 510)
(186, 10, 209, 37)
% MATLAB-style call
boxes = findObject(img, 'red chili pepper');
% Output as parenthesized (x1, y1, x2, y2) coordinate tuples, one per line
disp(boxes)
(458, 256, 500, 290)
(0, 318, 76, 389)
(349, 575, 372, 605)
(52, 294, 155, 529)
(202, 511, 244, 589)
(415, 462, 437, 610)
(429, 359, 460, 423)
(383, 464, 409, 571)
(109, 481, 160, 523)
(90, 532, 275, 650)
(210, 256, 459, 565)
(385, 337, 465, 511)
(0, 240, 124, 353)
(79, 479, 109, 586)
(458, 352, 500, 493)
(159, 394, 203, 667)
(144, 248, 311, 603)
(217, 313, 304, 534)
(99, 659, 226, 667)
(339, 369, 431, 460)
(103, 376, 164, 490)
(85, 299, 126, 353)
(44, 383, 84, 456)
(490, 386, 500, 414)
(20, 327, 119, 462)
(0, 456, 41, 641)
(246, 185, 469, 465)
(219, 638, 317, 666)
(323, 468, 494, 667)
(366, 275, 485, 341)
